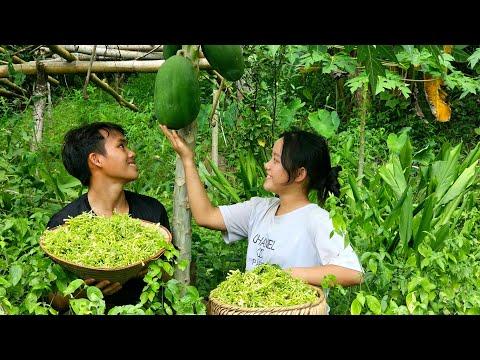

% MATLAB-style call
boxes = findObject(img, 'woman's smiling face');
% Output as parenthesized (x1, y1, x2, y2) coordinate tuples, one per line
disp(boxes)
(263, 137, 290, 194)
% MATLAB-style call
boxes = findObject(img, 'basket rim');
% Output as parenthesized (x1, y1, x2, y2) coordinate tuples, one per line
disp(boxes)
(208, 285, 325, 313)
(39, 219, 172, 272)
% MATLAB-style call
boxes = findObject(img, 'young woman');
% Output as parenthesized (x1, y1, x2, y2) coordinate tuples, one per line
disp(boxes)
(160, 125, 363, 288)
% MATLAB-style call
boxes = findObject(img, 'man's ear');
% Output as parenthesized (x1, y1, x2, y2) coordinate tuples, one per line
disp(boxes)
(294, 167, 307, 183)
(88, 152, 103, 168)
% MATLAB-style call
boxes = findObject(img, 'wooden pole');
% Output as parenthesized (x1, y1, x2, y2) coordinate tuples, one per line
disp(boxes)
(31, 61, 47, 151)
(0, 58, 211, 77)
(210, 77, 225, 166)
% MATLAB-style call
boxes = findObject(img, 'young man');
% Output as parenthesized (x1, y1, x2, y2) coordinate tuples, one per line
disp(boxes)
(47, 122, 170, 312)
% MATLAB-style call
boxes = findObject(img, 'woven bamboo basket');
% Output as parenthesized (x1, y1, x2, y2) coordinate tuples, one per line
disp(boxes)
(39, 220, 172, 285)
(208, 285, 327, 315)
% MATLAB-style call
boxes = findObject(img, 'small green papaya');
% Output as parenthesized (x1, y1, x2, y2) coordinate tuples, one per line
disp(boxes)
(201, 45, 245, 81)
(163, 45, 182, 60)
(154, 55, 200, 130)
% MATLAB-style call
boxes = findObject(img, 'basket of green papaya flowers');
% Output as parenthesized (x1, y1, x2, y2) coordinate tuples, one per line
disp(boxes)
(39, 212, 174, 284)
(208, 264, 327, 315)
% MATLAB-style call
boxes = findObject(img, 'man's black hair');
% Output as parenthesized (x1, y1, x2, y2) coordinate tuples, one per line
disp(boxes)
(62, 122, 126, 186)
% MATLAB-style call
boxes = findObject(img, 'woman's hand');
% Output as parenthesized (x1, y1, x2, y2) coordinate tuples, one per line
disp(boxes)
(159, 125, 194, 162)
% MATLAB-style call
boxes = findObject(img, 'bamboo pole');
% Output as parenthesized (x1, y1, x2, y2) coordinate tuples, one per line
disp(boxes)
(0, 58, 211, 77)
(0, 87, 26, 99)
(0, 78, 26, 94)
(62, 45, 164, 60)
(64, 45, 162, 52)
(83, 45, 97, 99)
(31, 61, 47, 151)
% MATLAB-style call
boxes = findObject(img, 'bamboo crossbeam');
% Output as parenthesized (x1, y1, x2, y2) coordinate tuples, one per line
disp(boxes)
(0, 58, 211, 77)
(61, 45, 164, 60)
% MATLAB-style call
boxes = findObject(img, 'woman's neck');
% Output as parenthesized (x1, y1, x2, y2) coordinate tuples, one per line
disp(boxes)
(87, 183, 128, 216)
(275, 191, 310, 216)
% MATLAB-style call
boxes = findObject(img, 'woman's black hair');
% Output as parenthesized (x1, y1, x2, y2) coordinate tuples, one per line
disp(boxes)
(280, 129, 342, 205)
(61, 122, 126, 186)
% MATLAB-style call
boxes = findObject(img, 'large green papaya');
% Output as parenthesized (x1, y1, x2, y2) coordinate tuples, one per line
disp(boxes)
(163, 45, 182, 60)
(201, 45, 245, 81)
(154, 55, 200, 130)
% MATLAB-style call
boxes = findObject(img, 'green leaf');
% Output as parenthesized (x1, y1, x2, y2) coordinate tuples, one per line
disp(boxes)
(438, 160, 477, 206)
(70, 298, 91, 315)
(63, 279, 85, 296)
(350, 298, 363, 315)
(267, 45, 281, 58)
(366, 295, 382, 315)
(357, 45, 386, 97)
(348, 174, 362, 202)
(383, 186, 410, 230)
(467, 48, 480, 69)
(387, 132, 408, 154)
(418, 45, 443, 70)
(177, 259, 189, 271)
(308, 109, 340, 139)
(413, 194, 435, 249)
(376, 45, 397, 62)
(399, 187, 413, 250)
(378, 156, 407, 199)
(9, 264, 22, 286)
(406, 292, 417, 314)
(86, 286, 104, 302)
(452, 47, 470, 63)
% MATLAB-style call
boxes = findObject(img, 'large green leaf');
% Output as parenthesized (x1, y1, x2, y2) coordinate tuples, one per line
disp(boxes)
(383, 186, 410, 230)
(308, 109, 340, 139)
(357, 45, 386, 97)
(418, 45, 443, 70)
(375, 45, 397, 62)
(438, 160, 478, 206)
(459, 141, 480, 174)
(413, 194, 435, 249)
(378, 156, 407, 199)
(9, 264, 22, 287)
(399, 188, 413, 250)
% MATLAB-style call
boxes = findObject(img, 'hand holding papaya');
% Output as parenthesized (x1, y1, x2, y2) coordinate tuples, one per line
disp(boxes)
(159, 125, 194, 162)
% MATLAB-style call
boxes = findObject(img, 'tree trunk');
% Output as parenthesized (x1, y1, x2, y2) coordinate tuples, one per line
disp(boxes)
(173, 122, 197, 285)
(172, 45, 200, 285)
(356, 82, 369, 181)
(31, 61, 47, 151)
(211, 86, 219, 166)
(210, 77, 224, 166)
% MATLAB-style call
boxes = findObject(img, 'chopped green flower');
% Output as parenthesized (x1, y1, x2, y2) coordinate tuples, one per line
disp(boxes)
(42, 212, 171, 268)
(210, 264, 319, 308)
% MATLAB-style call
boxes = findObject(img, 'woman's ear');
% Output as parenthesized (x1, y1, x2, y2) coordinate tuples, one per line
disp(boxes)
(294, 167, 307, 183)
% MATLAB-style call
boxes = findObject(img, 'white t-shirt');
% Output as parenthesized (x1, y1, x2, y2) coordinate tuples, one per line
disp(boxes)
(219, 197, 363, 273)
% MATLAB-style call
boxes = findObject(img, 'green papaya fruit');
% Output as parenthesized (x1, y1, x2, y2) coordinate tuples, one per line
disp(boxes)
(201, 45, 245, 81)
(154, 55, 200, 130)
(163, 45, 182, 60)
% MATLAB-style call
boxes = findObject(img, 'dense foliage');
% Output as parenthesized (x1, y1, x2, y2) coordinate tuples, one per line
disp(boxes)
(1, 45, 479, 315)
